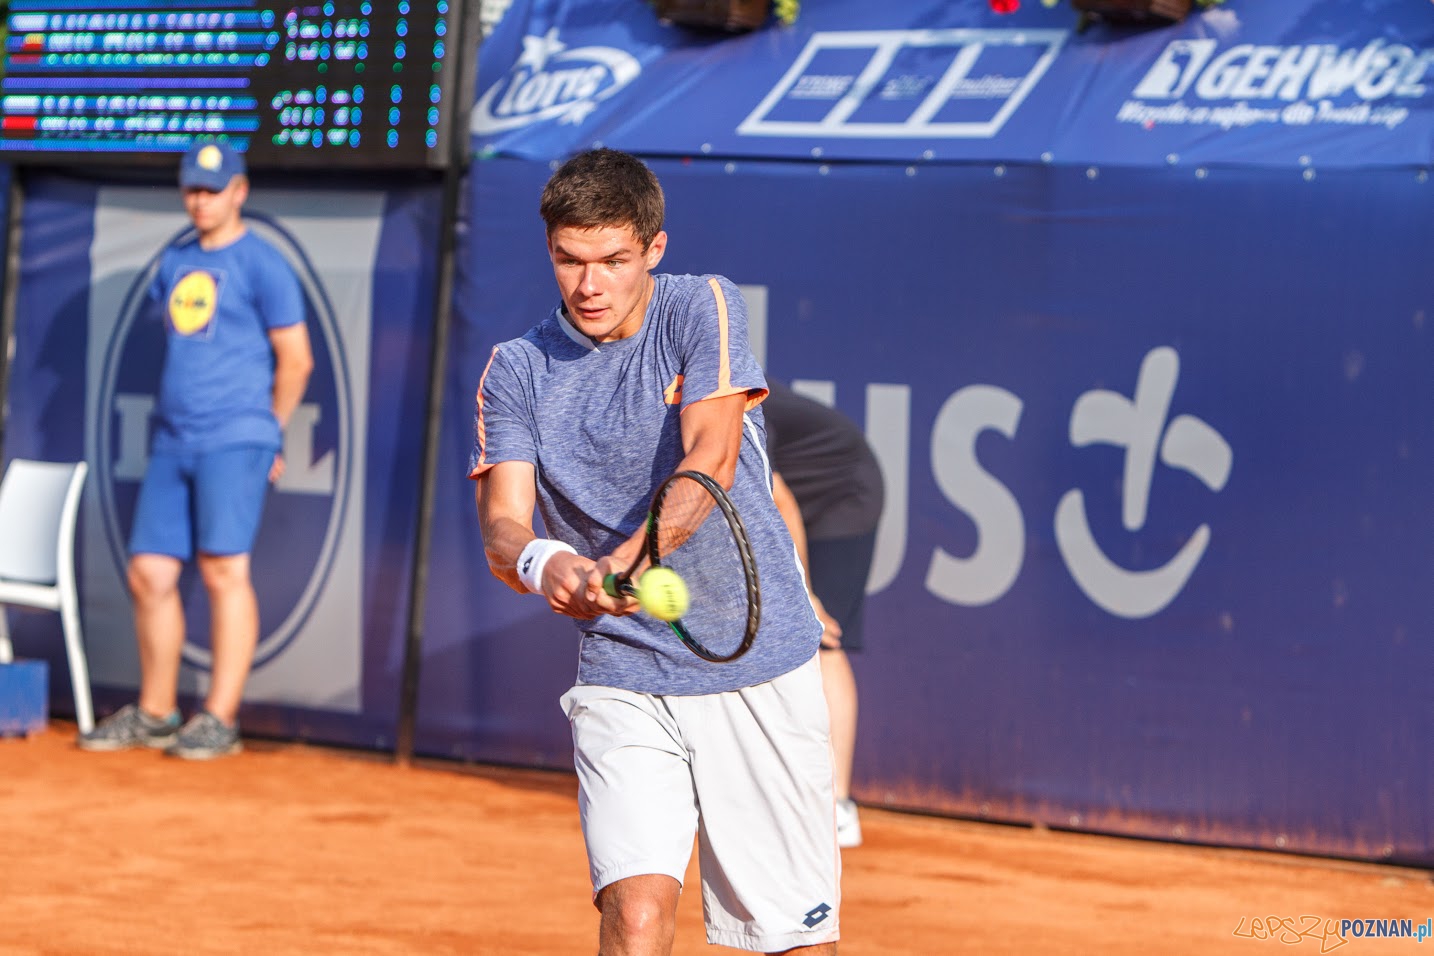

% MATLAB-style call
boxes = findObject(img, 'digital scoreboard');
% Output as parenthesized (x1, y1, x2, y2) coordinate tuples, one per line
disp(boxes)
(0, 1, 468, 169)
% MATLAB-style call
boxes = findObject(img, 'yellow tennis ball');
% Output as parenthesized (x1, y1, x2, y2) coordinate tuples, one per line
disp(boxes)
(639, 567, 689, 621)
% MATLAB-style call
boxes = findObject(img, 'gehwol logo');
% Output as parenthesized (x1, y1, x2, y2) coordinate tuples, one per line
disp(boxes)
(471, 26, 641, 134)
(1120, 38, 1431, 131)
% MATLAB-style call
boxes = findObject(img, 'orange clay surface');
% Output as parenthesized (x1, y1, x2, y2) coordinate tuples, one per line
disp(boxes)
(3, 722, 1431, 955)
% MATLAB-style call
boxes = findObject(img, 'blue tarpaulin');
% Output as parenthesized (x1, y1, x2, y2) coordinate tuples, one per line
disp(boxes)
(420, 0, 1434, 863)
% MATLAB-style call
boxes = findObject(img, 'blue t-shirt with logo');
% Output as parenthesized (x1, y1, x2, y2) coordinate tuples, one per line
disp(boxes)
(147, 229, 305, 454)
(469, 273, 822, 696)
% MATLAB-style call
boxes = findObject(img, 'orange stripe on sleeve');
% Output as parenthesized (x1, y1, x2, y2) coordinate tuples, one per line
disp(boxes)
(688, 278, 764, 411)
(708, 277, 732, 393)
(467, 345, 501, 479)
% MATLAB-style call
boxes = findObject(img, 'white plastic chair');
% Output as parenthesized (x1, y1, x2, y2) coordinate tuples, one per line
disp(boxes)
(0, 459, 92, 733)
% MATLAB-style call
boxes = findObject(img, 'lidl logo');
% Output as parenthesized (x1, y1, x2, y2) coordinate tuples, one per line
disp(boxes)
(196, 144, 224, 171)
(167, 269, 217, 335)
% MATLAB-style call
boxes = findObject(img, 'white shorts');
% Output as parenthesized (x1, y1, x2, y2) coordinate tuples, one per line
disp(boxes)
(560, 654, 841, 952)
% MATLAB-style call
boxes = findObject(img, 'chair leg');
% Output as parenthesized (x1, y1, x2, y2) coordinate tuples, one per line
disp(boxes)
(59, 592, 94, 734)
(0, 606, 12, 665)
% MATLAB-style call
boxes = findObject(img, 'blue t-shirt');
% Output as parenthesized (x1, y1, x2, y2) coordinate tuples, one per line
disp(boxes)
(470, 273, 822, 696)
(147, 229, 305, 454)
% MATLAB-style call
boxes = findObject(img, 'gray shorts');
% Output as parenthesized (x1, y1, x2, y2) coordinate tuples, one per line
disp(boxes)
(560, 654, 841, 952)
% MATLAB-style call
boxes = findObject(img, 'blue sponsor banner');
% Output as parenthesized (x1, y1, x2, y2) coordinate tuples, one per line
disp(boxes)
(473, 0, 1434, 170)
(431, 154, 1434, 863)
(4, 172, 440, 748)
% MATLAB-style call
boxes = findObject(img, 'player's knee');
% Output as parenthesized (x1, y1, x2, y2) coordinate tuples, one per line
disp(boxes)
(604, 903, 673, 947)
(599, 884, 676, 946)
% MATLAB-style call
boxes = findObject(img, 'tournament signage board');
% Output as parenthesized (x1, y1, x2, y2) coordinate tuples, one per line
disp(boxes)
(470, 0, 1434, 170)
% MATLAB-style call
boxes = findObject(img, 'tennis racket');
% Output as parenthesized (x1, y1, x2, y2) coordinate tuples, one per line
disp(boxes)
(603, 469, 760, 663)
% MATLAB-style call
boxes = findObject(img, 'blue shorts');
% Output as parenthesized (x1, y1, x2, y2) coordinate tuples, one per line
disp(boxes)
(129, 445, 275, 560)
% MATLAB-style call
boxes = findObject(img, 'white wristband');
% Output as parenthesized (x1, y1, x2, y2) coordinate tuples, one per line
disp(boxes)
(517, 538, 576, 594)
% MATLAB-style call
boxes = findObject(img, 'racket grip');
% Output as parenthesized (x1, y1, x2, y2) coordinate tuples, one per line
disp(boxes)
(602, 573, 621, 598)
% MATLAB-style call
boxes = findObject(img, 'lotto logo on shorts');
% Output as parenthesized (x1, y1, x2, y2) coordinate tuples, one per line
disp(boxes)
(802, 903, 832, 928)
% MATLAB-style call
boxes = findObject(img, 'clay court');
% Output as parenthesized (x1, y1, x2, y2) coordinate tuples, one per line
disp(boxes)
(2, 723, 1429, 955)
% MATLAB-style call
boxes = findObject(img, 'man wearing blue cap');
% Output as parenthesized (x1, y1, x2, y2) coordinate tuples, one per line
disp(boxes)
(78, 139, 313, 759)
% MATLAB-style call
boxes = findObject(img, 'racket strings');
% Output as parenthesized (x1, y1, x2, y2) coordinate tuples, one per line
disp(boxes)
(653, 476, 753, 660)
(652, 477, 718, 555)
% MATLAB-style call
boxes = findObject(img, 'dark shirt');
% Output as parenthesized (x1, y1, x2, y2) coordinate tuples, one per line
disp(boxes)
(763, 379, 884, 540)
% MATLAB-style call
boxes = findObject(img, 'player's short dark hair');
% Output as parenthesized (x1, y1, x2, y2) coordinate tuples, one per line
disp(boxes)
(540, 148, 665, 250)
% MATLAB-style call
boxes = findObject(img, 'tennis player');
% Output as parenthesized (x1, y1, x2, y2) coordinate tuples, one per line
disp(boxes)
(469, 148, 840, 954)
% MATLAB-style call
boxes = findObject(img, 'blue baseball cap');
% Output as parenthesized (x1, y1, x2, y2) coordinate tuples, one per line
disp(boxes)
(179, 139, 246, 191)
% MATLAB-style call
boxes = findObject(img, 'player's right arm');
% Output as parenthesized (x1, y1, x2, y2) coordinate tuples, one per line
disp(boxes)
(472, 345, 633, 617)
(474, 460, 632, 619)
(473, 460, 540, 593)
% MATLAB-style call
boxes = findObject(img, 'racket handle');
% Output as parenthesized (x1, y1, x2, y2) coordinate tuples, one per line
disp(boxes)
(602, 573, 622, 598)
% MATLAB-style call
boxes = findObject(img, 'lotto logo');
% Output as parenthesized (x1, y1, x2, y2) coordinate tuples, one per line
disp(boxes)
(472, 27, 641, 134)
(802, 903, 832, 928)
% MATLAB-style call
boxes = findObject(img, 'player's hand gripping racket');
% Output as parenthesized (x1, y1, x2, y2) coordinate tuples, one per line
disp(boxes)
(603, 470, 760, 663)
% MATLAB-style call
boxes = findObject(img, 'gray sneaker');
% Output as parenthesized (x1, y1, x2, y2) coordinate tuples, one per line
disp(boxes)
(76, 703, 180, 752)
(165, 710, 243, 760)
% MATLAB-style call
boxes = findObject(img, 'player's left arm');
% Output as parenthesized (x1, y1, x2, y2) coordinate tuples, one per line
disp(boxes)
(676, 391, 747, 489)
(584, 391, 748, 598)
(670, 276, 761, 494)
(267, 322, 314, 481)
(587, 278, 750, 591)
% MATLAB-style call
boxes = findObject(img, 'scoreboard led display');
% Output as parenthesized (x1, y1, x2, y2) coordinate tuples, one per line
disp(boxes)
(0, 1, 466, 169)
